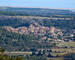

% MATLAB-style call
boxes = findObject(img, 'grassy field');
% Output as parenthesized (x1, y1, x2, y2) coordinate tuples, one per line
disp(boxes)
(48, 57, 71, 60)
(56, 42, 75, 48)
(52, 48, 75, 56)
(50, 42, 75, 57)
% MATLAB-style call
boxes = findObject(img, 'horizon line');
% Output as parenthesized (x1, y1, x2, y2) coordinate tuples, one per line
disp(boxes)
(0, 6, 75, 10)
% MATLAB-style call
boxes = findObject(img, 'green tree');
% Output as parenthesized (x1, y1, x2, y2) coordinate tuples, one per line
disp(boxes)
(15, 57, 24, 60)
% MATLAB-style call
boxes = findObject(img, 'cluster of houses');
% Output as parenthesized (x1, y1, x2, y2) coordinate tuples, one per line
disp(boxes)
(4, 24, 75, 42)
(4, 24, 62, 35)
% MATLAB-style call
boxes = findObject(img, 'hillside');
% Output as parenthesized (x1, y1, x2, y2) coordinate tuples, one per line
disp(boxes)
(0, 27, 56, 51)
(0, 7, 75, 17)
(0, 7, 75, 59)
(0, 15, 74, 29)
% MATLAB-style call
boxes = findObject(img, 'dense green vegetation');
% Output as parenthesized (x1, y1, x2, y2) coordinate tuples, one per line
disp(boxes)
(0, 48, 47, 60)
(0, 27, 37, 51)
(0, 16, 75, 29)
(0, 48, 75, 60)
(0, 55, 47, 60)
(0, 27, 55, 51)
(40, 18, 75, 29)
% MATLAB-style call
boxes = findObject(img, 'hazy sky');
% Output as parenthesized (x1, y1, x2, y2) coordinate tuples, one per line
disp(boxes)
(0, 0, 75, 8)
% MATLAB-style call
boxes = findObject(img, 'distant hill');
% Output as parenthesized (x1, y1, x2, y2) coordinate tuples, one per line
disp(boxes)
(0, 6, 75, 29)
(0, 6, 75, 17)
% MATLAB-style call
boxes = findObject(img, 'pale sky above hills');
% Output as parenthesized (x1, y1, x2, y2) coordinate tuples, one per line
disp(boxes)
(0, 0, 75, 8)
